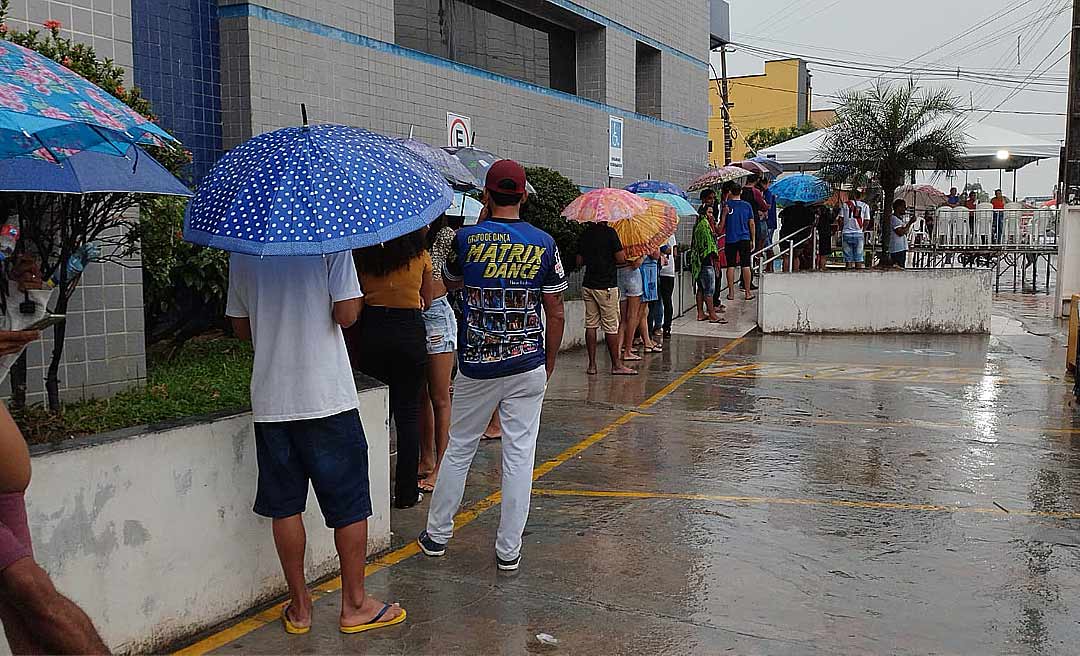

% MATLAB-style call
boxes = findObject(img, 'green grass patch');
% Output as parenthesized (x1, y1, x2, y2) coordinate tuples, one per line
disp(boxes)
(15, 336, 253, 445)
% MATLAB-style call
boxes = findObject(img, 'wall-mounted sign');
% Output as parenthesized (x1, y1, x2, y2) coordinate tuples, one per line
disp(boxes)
(447, 112, 472, 148)
(608, 116, 624, 178)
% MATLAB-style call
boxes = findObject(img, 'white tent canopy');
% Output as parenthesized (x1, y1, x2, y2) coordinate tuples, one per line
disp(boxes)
(758, 122, 1060, 172)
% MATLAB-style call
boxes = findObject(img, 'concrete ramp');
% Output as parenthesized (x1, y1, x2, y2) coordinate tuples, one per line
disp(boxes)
(758, 269, 992, 334)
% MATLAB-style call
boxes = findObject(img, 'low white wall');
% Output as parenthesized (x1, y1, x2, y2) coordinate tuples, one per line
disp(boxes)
(758, 269, 992, 334)
(16, 382, 390, 655)
(559, 299, 586, 350)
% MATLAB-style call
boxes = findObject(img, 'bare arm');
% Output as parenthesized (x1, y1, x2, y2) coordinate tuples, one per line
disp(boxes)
(230, 317, 252, 342)
(614, 249, 628, 266)
(541, 292, 565, 379)
(419, 264, 434, 310)
(333, 297, 362, 328)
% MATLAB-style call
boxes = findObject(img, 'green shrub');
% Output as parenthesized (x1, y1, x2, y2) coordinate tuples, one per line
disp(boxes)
(135, 197, 229, 341)
(522, 167, 584, 270)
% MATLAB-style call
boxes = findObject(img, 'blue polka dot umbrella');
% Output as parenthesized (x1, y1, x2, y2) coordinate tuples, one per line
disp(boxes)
(183, 124, 453, 256)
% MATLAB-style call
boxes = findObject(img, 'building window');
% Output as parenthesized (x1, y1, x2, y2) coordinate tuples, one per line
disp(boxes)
(396, 0, 577, 94)
(708, 140, 713, 153)
(635, 42, 661, 118)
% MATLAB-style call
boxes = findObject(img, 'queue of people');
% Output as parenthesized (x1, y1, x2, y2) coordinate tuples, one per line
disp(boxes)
(576, 218, 677, 376)
(688, 179, 766, 324)
(225, 159, 567, 637)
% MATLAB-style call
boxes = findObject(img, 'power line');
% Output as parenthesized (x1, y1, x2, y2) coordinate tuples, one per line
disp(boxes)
(732, 4, 1069, 76)
(809, 68, 1069, 94)
(979, 47, 1071, 120)
(729, 42, 1069, 85)
(723, 79, 1067, 116)
(970, 0, 1066, 109)
(834, 0, 1046, 94)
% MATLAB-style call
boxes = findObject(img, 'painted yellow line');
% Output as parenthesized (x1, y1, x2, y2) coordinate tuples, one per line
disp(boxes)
(173, 338, 746, 654)
(531, 488, 1080, 520)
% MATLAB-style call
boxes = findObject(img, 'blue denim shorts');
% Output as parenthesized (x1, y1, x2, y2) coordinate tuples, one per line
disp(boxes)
(253, 409, 371, 529)
(842, 233, 865, 263)
(618, 266, 644, 298)
(697, 266, 716, 297)
(422, 295, 458, 355)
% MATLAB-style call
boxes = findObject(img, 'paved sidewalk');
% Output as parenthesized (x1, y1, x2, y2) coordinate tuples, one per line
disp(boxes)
(175, 293, 1080, 655)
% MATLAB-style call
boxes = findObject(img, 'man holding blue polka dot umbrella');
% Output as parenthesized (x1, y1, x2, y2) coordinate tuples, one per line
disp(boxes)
(183, 117, 453, 636)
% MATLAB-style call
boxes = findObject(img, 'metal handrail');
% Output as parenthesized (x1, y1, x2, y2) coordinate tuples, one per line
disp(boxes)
(756, 224, 817, 275)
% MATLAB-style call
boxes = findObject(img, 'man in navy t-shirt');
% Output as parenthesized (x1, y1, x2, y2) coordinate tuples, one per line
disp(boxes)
(721, 184, 757, 301)
(420, 159, 566, 572)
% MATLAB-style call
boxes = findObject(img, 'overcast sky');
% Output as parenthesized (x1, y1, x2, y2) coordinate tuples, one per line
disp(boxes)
(711, 0, 1072, 199)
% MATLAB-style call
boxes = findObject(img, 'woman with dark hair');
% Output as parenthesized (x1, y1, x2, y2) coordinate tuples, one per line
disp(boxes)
(418, 216, 456, 495)
(346, 228, 433, 509)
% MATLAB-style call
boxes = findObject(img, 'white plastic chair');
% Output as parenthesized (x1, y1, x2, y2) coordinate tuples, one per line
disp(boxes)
(949, 207, 971, 246)
(934, 207, 953, 246)
(974, 202, 993, 245)
(1003, 202, 1023, 245)
(1032, 209, 1056, 245)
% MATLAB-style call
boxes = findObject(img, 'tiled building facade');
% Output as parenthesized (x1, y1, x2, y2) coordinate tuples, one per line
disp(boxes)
(3, 0, 710, 403)
(217, 0, 711, 188)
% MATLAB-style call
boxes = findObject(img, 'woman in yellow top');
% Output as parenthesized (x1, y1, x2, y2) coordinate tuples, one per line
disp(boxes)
(346, 228, 433, 509)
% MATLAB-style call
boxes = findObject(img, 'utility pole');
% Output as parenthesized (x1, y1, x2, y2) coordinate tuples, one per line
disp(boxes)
(719, 45, 733, 166)
(1064, 0, 1080, 205)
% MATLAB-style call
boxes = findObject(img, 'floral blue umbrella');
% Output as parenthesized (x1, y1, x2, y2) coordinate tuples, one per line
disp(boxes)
(769, 174, 832, 207)
(624, 180, 687, 199)
(184, 124, 453, 256)
(0, 40, 177, 161)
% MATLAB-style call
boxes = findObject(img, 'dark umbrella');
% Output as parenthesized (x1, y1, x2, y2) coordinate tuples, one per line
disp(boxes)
(749, 156, 784, 178)
(0, 145, 189, 196)
(734, 159, 771, 176)
(398, 138, 479, 191)
(444, 147, 537, 195)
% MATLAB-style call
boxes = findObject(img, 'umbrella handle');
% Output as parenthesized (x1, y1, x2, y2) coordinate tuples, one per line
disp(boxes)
(301, 104, 308, 128)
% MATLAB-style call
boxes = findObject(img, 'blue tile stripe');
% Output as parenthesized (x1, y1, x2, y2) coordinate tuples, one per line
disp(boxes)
(544, 0, 708, 68)
(218, 3, 708, 139)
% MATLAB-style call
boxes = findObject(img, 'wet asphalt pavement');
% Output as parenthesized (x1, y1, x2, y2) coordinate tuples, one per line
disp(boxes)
(204, 293, 1080, 655)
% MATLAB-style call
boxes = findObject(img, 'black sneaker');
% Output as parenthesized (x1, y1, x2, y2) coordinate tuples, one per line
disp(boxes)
(496, 554, 521, 571)
(417, 530, 446, 557)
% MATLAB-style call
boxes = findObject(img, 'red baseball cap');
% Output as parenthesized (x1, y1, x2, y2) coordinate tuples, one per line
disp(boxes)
(485, 159, 527, 195)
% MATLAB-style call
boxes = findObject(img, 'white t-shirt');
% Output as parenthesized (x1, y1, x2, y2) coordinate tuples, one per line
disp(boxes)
(660, 234, 677, 277)
(226, 252, 363, 423)
(840, 201, 871, 235)
(889, 215, 909, 253)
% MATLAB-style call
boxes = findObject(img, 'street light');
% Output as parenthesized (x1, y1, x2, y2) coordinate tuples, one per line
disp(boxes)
(996, 150, 1011, 161)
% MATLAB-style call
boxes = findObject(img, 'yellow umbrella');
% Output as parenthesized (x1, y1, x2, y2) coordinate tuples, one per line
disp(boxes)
(611, 200, 678, 259)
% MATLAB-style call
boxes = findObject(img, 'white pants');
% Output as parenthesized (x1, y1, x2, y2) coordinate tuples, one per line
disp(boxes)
(426, 365, 548, 560)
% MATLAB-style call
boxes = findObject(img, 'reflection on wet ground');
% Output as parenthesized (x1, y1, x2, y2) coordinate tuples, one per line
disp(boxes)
(193, 293, 1080, 655)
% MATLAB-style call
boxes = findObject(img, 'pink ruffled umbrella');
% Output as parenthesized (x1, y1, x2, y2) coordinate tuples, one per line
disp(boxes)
(894, 184, 948, 210)
(561, 188, 649, 223)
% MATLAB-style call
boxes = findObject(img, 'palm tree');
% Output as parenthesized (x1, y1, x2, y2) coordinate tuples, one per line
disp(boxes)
(818, 81, 966, 263)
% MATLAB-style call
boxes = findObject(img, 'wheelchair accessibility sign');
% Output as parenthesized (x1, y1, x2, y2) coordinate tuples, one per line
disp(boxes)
(608, 116, 624, 178)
